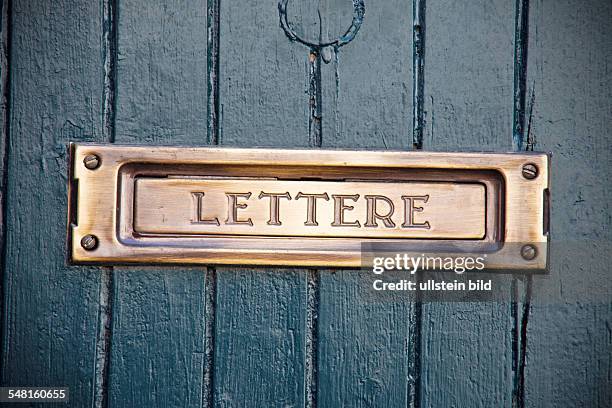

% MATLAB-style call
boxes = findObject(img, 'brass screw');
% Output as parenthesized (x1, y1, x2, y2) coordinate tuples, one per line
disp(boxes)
(522, 163, 538, 180)
(81, 234, 98, 251)
(83, 154, 100, 170)
(521, 244, 537, 261)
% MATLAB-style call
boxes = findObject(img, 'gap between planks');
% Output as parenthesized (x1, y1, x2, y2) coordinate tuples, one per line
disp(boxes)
(93, 0, 117, 407)
(512, 0, 532, 406)
(203, 0, 221, 406)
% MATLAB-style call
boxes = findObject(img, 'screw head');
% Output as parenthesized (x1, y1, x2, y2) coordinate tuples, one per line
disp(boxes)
(83, 154, 100, 170)
(81, 234, 98, 251)
(522, 163, 538, 180)
(521, 244, 537, 261)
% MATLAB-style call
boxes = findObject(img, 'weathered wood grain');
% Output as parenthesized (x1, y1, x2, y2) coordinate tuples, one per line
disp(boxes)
(218, 0, 309, 146)
(423, 0, 515, 152)
(421, 0, 516, 406)
(317, 273, 417, 407)
(1, 1, 105, 405)
(0, 0, 9, 269)
(213, 268, 307, 406)
(2, 1, 609, 407)
(113, 0, 208, 146)
(315, 0, 416, 406)
(320, 0, 412, 149)
(524, 0, 612, 406)
(213, 0, 311, 405)
(108, 1, 209, 407)
(0, 0, 10, 376)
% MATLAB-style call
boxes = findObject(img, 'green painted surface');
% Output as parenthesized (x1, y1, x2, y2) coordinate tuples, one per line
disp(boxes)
(421, 1, 515, 406)
(524, 1, 612, 407)
(0, 0, 610, 407)
(316, 1, 416, 406)
(213, 1, 311, 405)
(1, 2, 106, 406)
(109, 1, 209, 406)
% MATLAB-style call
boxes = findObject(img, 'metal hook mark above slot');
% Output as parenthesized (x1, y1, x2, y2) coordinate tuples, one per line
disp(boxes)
(278, 0, 365, 51)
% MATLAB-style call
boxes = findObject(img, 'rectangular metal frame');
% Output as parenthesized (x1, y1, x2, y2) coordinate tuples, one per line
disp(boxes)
(69, 144, 550, 269)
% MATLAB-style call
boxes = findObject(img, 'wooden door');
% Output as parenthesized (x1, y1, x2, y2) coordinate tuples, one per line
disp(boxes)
(1, 0, 610, 407)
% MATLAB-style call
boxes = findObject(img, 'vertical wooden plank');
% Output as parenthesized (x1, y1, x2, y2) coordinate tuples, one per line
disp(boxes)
(1, 1, 104, 405)
(420, 0, 516, 406)
(113, 1, 208, 145)
(524, 0, 612, 406)
(213, 269, 307, 406)
(423, 0, 515, 151)
(218, 0, 309, 146)
(320, 0, 412, 148)
(317, 277, 417, 407)
(0, 0, 9, 259)
(108, 1, 209, 407)
(0, 0, 10, 377)
(316, 1, 415, 406)
(213, 1, 309, 405)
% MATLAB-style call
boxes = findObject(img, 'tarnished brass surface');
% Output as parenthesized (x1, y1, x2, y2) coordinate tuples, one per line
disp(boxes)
(134, 178, 486, 239)
(69, 144, 550, 269)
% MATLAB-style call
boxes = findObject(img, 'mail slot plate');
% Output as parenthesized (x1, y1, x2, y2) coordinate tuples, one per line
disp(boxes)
(69, 144, 550, 269)
(134, 178, 486, 239)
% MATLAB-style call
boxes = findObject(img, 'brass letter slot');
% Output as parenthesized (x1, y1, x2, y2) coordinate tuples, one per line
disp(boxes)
(69, 144, 550, 270)
(134, 179, 485, 239)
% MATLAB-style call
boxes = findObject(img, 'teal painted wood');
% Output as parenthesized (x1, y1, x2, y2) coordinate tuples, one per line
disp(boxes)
(218, 0, 309, 147)
(316, 1, 416, 406)
(0, 0, 9, 366)
(1, 1, 105, 406)
(317, 273, 417, 407)
(1, 2, 609, 407)
(421, 0, 516, 406)
(524, 0, 612, 406)
(320, 0, 413, 149)
(0, 0, 8, 266)
(213, 1, 311, 405)
(423, 0, 515, 152)
(108, 1, 209, 407)
(213, 268, 307, 406)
